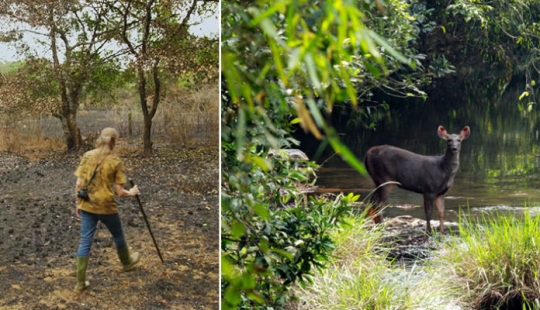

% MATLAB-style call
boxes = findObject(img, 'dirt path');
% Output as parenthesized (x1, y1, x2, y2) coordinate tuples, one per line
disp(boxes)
(0, 145, 219, 309)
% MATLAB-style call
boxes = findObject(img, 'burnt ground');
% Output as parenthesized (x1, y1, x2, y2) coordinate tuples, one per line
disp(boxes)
(0, 144, 219, 309)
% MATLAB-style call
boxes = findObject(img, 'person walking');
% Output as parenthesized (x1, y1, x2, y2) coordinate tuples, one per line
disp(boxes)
(73, 127, 141, 293)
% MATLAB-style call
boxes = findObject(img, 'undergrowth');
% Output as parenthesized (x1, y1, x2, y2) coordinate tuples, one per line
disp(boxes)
(430, 210, 540, 309)
(293, 216, 418, 310)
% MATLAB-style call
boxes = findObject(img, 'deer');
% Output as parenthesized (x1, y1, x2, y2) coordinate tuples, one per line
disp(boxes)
(364, 125, 471, 233)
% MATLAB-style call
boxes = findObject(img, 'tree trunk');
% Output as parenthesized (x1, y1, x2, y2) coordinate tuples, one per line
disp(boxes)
(68, 111, 81, 151)
(138, 68, 153, 155)
(59, 105, 81, 152)
(49, 8, 83, 153)
(143, 115, 153, 155)
(137, 63, 161, 156)
(128, 112, 133, 136)
(59, 82, 84, 152)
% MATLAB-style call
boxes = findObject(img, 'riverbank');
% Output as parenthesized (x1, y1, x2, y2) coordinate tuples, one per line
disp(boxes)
(291, 211, 540, 309)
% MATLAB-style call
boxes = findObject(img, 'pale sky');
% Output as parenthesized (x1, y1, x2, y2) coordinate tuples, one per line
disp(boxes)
(0, 12, 219, 62)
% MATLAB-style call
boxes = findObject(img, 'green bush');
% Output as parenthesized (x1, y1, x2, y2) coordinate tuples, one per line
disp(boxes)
(221, 143, 356, 308)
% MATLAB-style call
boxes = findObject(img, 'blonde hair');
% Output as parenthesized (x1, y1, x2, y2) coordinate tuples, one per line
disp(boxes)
(95, 127, 118, 163)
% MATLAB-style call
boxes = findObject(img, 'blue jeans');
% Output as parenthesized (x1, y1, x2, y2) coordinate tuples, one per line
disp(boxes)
(77, 210, 127, 257)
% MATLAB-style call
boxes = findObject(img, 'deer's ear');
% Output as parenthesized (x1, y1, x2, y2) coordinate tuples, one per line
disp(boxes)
(437, 126, 448, 140)
(460, 126, 471, 140)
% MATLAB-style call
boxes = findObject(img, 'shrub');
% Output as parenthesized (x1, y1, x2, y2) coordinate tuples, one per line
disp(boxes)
(221, 141, 355, 308)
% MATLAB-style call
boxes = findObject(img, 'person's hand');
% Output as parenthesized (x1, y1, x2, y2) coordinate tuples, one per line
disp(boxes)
(76, 207, 81, 218)
(130, 185, 139, 196)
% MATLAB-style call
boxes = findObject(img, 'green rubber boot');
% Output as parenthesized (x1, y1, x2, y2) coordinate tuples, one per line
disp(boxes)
(117, 247, 140, 271)
(74, 256, 90, 293)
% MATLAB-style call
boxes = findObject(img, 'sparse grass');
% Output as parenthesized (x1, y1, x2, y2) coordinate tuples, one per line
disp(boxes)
(429, 210, 540, 309)
(292, 216, 418, 310)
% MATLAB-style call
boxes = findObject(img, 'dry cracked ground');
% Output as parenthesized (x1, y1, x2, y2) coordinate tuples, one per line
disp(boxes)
(0, 143, 219, 310)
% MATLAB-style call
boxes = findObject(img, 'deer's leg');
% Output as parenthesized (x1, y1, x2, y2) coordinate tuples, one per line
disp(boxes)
(435, 195, 445, 233)
(423, 194, 434, 234)
(367, 188, 382, 223)
(368, 185, 392, 224)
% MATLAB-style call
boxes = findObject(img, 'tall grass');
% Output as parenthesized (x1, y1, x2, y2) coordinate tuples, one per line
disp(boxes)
(293, 216, 418, 310)
(0, 84, 218, 154)
(156, 84, 218, 146)
(0, 115, 65, 154)
(287, 207, 540, 309)
(429, 210, 540, 309)
(111, 84, 219, 146)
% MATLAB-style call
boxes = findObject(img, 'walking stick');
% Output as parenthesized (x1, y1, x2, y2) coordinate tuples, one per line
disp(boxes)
(129, 179, 164, 263)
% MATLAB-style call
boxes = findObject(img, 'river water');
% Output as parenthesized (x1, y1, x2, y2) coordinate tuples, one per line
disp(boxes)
(315, 164, 540, 222)
(299, 85, 540, 223)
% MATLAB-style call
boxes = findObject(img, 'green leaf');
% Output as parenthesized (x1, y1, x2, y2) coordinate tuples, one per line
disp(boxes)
(259, 239, 269, 252)
(337, 62, 358, 106)
(272, 248, 294, 260)
(327, 128, 367, 175)
(246, 290, 265, 303)
(369, 30, 411, 66)
(519, 91, 529, 101)
(221, 254, 234, 279)
(224, 284, 242, 306)
(254, 204, 271, 220)
(251, 155, 272, 171)
(249, 1, 289, 27)
(242, 272, 256, 289)
(231, 221, 246, 239)
(235, 108, 246, 160)
(288, 47, 302, 70)
(290, 117, 302, 124)
(304, 52, 321, 91)
(364, 60, 381, 79)
(268, 39, 287, 86)
(305, 97, 325, 128)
